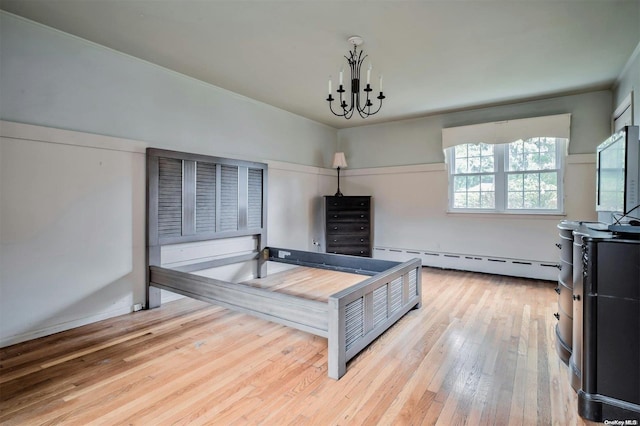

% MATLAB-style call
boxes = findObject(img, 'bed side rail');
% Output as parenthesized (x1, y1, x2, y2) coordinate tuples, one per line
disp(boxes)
(267, 247, 400, 276)
(149, 266, 329, 337)
(327, 258, 422, 379)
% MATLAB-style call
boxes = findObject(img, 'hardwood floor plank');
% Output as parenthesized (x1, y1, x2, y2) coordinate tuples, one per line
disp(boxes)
(0, 268, 593, 425)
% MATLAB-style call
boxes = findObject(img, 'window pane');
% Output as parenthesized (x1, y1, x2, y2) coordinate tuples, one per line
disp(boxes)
(454, 192, 467, 208)
(507, 171, 559, 210)
(468, 143, 480, 157)
(467, 175, 480, 189)
(469, 156, 481, 173)
(540, 171, 557, 190)
(509, 138, 559, 171)
(508, 191, 523, 209)
(539, 151, 556, 169)
(481, 192, 495, 208)
(524, 173, 540, 191)
(540, 191, 558, 209)
(454, 158, 468, 174)
(481, 156, 494, 172)
(524, 191, 539, 209)
(454, 175, 467, 192)
(467, 192, 481, 208)
(481, 174, 495, 190)
(454, 144, 468, 158)
(508, 140, 524, 171)
(508, 174, 523, 191)
(525, 153, 540, 170)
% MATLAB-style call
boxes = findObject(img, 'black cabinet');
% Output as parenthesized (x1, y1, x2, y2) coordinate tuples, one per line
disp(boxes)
(324, 196, 372, 257)
(555, 220, 579, 363)
(578, 237, 640, 423)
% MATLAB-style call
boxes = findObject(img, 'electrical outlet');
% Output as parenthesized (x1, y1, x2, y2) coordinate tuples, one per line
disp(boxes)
(133, 303, 143, 312)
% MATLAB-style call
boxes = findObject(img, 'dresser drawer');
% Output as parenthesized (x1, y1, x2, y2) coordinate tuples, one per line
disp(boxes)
(326, 197, 370, 211)
(326, 246, 371, 257)
(326, 223, 369, 234)
(326, 235, 370, 246)
(326, 211, 370, 222)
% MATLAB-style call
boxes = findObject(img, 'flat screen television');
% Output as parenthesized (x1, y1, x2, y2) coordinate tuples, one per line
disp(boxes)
(595, 125, 640, 224)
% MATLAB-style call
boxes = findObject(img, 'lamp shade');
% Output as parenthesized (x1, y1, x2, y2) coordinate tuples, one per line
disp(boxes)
(332, 152, 348, 168)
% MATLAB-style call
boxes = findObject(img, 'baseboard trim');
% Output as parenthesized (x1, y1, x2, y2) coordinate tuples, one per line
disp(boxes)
(373, 246, 558, 281)
(0, 305, 134, 348)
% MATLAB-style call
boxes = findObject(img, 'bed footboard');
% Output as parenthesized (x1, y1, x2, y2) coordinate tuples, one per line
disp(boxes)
(327, 258, 422, 379)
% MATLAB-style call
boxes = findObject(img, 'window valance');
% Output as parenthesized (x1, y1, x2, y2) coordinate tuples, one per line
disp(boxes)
(442, 113, 571, 149)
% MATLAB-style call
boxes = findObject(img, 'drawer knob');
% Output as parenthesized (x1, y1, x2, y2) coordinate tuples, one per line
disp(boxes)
(333, 214, 338, 218)
(334, 227, 338, 230)
(573, 294, 580, 301)
(360, 238, 364, 242)
(553, 312, 560, 320)
(360, 214, 364, 218)
(360, 226, 364, 230)
(555, 287, 560, 294)
(555, 243, 561, 249)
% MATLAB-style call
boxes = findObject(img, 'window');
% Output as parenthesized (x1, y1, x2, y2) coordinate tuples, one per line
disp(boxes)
(447, 137, 566, 213)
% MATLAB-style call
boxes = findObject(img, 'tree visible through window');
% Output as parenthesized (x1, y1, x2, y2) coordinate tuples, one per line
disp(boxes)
(452, 143, 495, 209)
(448, 137, 566, 213)
(506, 138, 559, 210)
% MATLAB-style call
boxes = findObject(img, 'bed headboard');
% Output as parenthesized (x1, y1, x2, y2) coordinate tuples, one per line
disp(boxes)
(146, 148, 268, 307)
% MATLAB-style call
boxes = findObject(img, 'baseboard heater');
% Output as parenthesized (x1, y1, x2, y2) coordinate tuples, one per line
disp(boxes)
(373, 246, 558, 281)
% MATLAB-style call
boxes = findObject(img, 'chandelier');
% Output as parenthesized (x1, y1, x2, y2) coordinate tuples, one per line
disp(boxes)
(326, 36, 385, 119)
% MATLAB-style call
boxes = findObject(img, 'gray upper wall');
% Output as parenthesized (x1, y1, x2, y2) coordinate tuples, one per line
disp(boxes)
(0, 12, 337, 168)
(337, 90, 613, 169)
(1, 11, 634, 171)
(614, 42, 640, 125)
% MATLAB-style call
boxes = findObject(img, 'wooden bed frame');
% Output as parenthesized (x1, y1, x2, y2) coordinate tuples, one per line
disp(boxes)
(146, 148, 422, 379)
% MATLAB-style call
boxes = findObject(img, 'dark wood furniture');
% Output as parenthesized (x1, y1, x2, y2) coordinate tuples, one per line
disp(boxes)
(579, 235, 640, 422)
(325, 196, 372, 257)
(555, 220, 578, 363)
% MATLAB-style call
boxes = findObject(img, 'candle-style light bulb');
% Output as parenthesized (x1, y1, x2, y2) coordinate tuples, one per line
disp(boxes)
(328, 76, 332, 94)
(367, 63, 372, 84)
(339, 67, 344, 85)
(379, 74, 383, 92)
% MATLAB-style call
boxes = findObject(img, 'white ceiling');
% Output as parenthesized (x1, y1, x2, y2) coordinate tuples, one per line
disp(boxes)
(1, 0, 639, 129)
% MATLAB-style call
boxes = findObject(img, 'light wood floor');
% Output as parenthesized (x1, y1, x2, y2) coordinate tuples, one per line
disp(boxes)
(1, 268, 597, 425)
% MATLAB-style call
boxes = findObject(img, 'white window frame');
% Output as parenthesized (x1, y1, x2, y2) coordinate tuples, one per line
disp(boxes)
(442, 114, 570, 215)
(446, 139, 566, 214)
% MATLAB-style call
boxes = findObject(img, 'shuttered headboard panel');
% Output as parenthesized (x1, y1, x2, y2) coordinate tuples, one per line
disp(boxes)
(147, 148, 268, 307)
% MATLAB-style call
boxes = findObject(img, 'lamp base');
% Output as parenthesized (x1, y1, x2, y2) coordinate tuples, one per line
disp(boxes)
(334, 190, 344, 197)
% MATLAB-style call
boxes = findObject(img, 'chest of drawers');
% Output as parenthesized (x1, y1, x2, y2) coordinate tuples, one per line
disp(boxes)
(324, 196, 372, 257)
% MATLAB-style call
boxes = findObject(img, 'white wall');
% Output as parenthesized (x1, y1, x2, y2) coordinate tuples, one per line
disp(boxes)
(336, 92, 609, 279)
(339, 155, 595, 280)
(0, 11, 337, 347)
(0, 122, 335, 346)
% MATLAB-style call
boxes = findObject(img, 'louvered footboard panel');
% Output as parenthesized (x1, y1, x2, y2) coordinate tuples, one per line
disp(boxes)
(328, 258, 422, 379)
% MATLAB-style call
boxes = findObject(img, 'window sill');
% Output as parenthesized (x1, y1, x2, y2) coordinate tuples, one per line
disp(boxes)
(446, 210, 567, 220)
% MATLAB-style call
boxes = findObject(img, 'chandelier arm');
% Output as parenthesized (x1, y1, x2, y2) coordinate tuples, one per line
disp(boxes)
(366, 98, 384, 116)
(328, 99, 348, 117)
